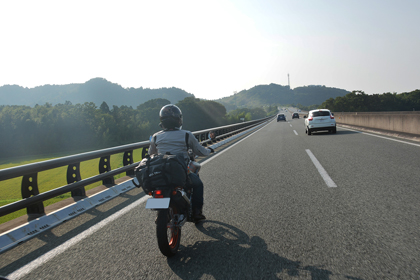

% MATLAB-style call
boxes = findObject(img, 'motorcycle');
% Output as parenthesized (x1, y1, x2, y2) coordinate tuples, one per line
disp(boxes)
(134, 148, 210, 257)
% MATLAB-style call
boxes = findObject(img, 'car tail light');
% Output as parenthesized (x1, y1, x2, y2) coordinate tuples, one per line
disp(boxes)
(330, 115, 335, 119)
(154, 190, 164, 198)
(308, 116, 313, 121)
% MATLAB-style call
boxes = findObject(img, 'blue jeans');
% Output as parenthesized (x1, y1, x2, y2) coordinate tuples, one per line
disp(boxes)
(189, 173, 204, 209)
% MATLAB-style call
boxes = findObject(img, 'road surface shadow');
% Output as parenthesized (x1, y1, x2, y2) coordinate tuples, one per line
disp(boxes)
(168, 220, 362, 280)
(0, 189, 145, 276)
(308, 130, 360, 136)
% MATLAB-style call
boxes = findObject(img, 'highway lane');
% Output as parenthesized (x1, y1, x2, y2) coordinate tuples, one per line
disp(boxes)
(1, 113, 420, 279)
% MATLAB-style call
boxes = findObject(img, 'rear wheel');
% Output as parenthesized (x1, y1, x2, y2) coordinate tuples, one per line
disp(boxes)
(156, 207, 181, 257)
(307, 127, 312, 135)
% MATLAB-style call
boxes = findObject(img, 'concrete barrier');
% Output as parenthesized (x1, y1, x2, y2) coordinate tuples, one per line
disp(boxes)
(333, 111, 420, 136)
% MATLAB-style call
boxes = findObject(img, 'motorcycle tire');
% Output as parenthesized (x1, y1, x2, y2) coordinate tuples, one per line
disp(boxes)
(156, 207, 181, 257)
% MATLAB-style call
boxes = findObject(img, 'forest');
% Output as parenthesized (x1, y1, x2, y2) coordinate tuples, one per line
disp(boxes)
(321, 90, 420, 112)
(3, 80, 417, 160)
(0, 97, 278, 159)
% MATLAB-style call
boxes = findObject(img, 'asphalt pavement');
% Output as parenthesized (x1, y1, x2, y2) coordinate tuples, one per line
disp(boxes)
(1, 111, 420, 279)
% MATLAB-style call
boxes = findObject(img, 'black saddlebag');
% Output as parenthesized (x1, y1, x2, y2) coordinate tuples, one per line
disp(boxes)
(134, 153, 188, 194)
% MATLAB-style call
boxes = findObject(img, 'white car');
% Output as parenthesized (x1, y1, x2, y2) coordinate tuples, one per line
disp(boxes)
(304, 109, 336, 135)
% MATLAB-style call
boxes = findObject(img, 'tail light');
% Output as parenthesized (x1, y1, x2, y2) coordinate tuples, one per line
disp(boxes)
(154, 190, 164, 198)
(330, 115, 335, 119)
(308, 116, 313, 121)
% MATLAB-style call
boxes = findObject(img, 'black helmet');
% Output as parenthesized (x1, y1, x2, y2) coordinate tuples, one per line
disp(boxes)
(159, 104, 183, 129)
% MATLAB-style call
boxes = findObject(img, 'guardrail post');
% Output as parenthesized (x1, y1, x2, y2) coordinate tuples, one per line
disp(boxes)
(67, 163, 86, 198)
(141, 147, 149, 159)
(124, 150, 134, 176)
(21, 173, 45, 220)
(99, 156, 115, 185)
(200, 133, 207, 146)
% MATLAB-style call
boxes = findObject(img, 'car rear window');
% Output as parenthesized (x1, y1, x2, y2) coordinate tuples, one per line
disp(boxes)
(311, 111, 330, 117)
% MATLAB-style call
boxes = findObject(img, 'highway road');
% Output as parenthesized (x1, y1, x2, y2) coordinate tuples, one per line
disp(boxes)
(1, 110, 420, 279)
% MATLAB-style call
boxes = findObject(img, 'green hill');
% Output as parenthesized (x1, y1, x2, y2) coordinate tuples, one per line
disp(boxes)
(216, 83, 349, 110)
(0, 78, 194, 107)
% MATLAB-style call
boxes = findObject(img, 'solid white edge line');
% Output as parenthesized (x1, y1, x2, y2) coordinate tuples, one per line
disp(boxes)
(8, 119, 273, 279)
(340, 127, 420, 147)
(8, 195, 149, 280)
(202, 120, 271, 166)
(305, 149, 337, 188)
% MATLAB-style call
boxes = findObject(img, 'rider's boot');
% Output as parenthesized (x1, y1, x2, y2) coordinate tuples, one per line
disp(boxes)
(193, 208, 206, 223)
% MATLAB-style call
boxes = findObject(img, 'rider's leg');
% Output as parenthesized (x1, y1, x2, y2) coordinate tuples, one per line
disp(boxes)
(189, 173, 205, 221)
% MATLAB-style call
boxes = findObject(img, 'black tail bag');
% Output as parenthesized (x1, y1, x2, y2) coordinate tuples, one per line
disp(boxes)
(134, 153, 188, 194)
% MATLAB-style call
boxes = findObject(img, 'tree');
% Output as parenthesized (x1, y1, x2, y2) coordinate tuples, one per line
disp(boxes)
(100, 101, 110, 113)
(320, 90, 420, 112)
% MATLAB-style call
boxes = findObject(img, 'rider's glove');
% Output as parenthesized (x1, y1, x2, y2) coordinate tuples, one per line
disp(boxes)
(208, 147, 215, 153)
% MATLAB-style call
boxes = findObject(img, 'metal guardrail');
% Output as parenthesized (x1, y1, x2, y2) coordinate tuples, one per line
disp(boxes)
(0, 117, 272, 219)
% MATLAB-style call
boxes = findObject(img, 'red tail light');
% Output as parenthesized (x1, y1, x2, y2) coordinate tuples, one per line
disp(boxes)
(154, 190, 164, 198)
(330, 115, 335, 119)
(308, 117, 313, 121)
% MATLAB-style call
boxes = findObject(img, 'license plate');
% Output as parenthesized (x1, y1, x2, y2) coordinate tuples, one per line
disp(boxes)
(145, 197, 170, 209)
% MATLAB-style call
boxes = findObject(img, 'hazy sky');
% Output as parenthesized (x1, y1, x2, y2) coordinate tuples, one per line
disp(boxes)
(1, 0, 419, 100)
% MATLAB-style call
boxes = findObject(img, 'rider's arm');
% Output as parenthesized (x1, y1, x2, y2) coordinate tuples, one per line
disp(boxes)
(188, 131, 211, 156)
(148, 136, 157, 156)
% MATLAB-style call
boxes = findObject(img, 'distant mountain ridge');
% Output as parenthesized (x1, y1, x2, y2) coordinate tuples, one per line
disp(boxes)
(216, 83, 349, 110)
(0, 78, 194, 107)
(0, 78, 350, 109)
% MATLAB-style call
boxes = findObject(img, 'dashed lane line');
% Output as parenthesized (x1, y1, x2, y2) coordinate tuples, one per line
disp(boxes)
(305, 149, 337, 188)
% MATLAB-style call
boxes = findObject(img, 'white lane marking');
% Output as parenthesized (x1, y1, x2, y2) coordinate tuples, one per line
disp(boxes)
(201, 121, 270, 166)
(340, 127, 420, 147)
(290, 124, 292, 127)
(305, 149, 337, 188)
(9, 120, 273, 279)
(8, 195, 149, 280)
(293, 130, 298, 135)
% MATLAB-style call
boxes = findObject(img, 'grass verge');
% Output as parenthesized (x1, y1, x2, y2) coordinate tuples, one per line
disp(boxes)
(0, 148, 144, 225)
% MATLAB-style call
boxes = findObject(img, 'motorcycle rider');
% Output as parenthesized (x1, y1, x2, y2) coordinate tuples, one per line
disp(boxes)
(148, 104, 214, 222)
